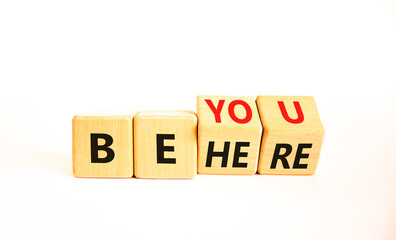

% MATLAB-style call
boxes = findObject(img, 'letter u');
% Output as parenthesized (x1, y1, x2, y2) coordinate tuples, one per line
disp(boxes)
(277, 101, 304, 124)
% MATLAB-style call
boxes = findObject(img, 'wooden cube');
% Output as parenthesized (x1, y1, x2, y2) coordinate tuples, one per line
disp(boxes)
(256, 96, 325, 175)
(72, 112, 134, 178)
(133, 111, 197, 179)
(197, 95, 262, 175)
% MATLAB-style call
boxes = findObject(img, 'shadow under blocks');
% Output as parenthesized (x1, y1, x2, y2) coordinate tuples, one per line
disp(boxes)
(72, 95, 324, 178)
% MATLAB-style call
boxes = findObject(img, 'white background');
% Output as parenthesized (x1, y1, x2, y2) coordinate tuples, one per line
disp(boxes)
(1, 0, 395, 239)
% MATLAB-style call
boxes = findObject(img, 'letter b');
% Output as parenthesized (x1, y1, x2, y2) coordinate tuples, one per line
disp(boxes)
(91, 133, 115, 163)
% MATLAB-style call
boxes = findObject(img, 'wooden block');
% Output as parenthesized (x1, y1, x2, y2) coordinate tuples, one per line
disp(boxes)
(133, 111, 197, 179)
(256, 96, 325, 175)
(197, 95, 262, 175)
(72, 112, 134, 178)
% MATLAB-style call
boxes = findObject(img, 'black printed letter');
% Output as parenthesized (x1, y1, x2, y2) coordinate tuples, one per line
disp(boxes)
(157, 134, 176, 164)
(270, 143, 292, 169)
(293, 143, 312, 169)
(91, 133, 115, 163)
(206, 141, 230, 167)
(232, 142, 249, 168)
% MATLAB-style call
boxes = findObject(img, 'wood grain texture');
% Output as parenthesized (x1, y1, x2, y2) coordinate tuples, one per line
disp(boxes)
(133, 111, 197, 179)
(197, 95, 262, 175)
(256, 96, 325, 175)
(72, 112, 134, 178)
